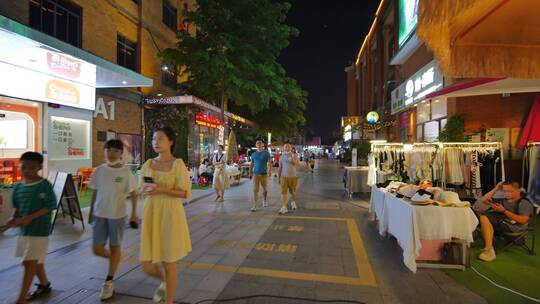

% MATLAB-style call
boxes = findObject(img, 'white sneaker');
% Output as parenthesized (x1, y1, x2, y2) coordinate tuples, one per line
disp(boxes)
(279, 207, 288, 214)
(218, 197, 225, 202)
(262, 199, 268, 208)
(153, 282, 166, 303)
(251, 206, 258, 212)
(100, 281, 114, 301)
(291, 201, 297, 210)
(478, 248, 496, 262)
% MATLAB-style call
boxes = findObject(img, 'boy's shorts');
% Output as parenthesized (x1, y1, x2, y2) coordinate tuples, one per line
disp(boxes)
(16, 236, 49, 264)
(280, 177, 298, 195)
(92, 216, 126, 247)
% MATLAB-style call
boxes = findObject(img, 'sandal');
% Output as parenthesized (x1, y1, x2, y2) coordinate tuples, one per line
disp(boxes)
(26, 282, 52, 301)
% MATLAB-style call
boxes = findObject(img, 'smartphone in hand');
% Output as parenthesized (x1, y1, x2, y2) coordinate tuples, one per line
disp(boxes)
(143, 176, 154, 183)
(129, 221, 139, 229)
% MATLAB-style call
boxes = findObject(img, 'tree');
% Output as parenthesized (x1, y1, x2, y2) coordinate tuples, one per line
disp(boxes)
(159, 0, 307, 135)
(439, 114, 466, 142)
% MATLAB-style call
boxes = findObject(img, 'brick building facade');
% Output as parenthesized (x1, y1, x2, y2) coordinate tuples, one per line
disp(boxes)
(0, 0, 195, 168)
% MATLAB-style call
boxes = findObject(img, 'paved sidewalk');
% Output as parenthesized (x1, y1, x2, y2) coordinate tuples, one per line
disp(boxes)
(0, 160, 486, 304)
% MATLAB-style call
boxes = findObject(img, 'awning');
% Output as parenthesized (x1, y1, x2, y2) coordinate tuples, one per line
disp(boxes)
(144, 95, 256, 127)
(519, 96, 540, 148)
(417, 0, 540, 78)
(0, 16, 152, 88)
(425, 78, 540, 99)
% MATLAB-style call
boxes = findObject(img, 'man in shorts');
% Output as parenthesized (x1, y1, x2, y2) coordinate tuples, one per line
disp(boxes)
(475, 181, 533, 262)
(278, 143, 299, 214)
(250, 139, 272, 212)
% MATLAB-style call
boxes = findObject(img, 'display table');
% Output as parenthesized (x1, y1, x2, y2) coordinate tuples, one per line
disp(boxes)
(370, 186, 479, 272)
(344, 166, 370, 196)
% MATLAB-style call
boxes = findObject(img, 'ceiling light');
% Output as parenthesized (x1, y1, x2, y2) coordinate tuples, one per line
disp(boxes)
(157, 93, 163, 97)
(122, 80, 127, 85)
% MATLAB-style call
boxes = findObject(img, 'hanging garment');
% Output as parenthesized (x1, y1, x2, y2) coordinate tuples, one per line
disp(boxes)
(462, 151, 471, 189)
(445, 148, 465, 185)
(479, 150, 502, 194)
(471, 151, 482, 189)
(367, 153, 377, 186)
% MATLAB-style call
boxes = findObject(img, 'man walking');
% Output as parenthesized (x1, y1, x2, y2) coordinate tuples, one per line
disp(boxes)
(278, 143, 299, 214)
(250, 139, 272, 212)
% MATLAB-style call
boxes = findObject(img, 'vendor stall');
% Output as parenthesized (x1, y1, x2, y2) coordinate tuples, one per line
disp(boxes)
(370, 142, 505, 196)
(370, 184, 478, 272)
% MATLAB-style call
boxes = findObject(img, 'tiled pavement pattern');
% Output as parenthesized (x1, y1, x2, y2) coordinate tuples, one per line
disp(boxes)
(0, 160, 486, 304)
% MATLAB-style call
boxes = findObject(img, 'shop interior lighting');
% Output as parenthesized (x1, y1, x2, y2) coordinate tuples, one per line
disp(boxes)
(156, 93, 162, 96)
(162, 65, 168, 71)
(369, 139, 387, 144)
(403, 144, 414, 151)
(121, 80, 127, 84)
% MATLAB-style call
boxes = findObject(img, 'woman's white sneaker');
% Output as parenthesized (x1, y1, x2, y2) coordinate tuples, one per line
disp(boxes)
(153, 282, 166, 303)
(279, 207, 288, 214)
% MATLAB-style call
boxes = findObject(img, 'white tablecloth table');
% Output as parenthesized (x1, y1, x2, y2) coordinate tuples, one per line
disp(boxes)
(369, 186, 479, 272)
(345, 166, 370, 196)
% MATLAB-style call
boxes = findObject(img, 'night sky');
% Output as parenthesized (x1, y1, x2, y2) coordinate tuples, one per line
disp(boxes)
(279, 1, 379, 144)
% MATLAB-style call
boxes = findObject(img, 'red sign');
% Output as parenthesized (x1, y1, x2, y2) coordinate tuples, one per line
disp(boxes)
(195, 113, 221, 129)
(47, 52, 81, 78)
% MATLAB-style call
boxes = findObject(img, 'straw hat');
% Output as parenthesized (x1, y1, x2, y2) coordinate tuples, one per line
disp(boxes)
(411, 192, 432, 203)
(426, 187, 444, 201)
(398, 185, 419, 198)
(440, 191, 470, 207)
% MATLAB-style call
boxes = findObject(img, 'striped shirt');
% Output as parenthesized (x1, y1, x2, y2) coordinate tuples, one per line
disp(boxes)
(13, 179, 57, 236)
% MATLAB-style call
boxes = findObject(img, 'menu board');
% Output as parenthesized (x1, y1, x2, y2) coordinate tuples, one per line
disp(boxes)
(49, 116, 90, 160)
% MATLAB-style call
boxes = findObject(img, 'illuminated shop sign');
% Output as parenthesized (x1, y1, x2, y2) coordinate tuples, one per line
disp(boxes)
(398, 0, 419, 47)
(341, 116, 361, 127)
(391, 60, 443, 114)
(0, 29, 97, 110)
(366, 111, 379, 124)
(195, 112, 221, 129)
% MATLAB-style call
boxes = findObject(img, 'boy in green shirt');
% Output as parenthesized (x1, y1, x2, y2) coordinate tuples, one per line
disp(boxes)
(6, 152, 56, 303)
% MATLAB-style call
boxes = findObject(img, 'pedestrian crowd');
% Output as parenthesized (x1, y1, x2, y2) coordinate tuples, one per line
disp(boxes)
(1, 126, 310, 304)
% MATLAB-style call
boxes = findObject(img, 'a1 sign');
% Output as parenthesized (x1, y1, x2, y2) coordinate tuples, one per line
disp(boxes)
(94, 98, 115, 120)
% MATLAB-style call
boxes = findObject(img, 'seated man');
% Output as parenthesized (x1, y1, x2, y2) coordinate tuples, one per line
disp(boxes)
(475, 181, 532, 262)
(198, 159, 213, 182)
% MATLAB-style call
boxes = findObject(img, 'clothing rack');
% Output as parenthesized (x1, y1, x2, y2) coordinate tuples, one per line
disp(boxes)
(439, 142, 505, 190)
(370, 142, 505, 191)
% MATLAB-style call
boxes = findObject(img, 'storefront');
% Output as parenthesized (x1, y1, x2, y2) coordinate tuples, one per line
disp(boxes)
(391, 60, 445, 142)
(0, 16, 151, 182)
(93, 91, 143, 168)
(144, 95, 255, 166)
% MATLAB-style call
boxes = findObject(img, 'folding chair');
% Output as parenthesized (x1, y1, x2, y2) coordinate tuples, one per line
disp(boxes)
(500, 198, 538, 255)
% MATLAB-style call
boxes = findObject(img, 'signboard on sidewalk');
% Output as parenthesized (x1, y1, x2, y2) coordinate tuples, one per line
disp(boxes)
(51, 172, 84, 231)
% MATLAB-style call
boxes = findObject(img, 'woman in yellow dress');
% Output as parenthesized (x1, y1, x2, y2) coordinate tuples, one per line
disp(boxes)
(139, 126, 192, 304)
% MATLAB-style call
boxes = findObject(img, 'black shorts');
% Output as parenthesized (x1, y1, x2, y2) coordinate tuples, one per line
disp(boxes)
(485, 212, 515, 233)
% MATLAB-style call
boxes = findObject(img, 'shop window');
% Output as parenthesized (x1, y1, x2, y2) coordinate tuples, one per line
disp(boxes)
(163, 0, 178, 32)
(431, 98, 447, 120)
(29, 0, 82, 47)
(162, 67, 177, 89)
(416, 124, 423, 141)
(441, 118, 448, 131)
(424, 121, 439, 142)
(117, 34, 138, 72)
(417, 101, 430, 123)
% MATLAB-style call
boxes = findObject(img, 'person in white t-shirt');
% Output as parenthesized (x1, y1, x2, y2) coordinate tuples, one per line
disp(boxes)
(88, 139, 138, 301)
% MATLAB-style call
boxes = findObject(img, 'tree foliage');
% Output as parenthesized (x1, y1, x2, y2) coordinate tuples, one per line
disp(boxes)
(159, 0, 307, 135)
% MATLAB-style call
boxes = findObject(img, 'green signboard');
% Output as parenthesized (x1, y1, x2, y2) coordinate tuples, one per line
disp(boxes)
(398, 0, 419, 47)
